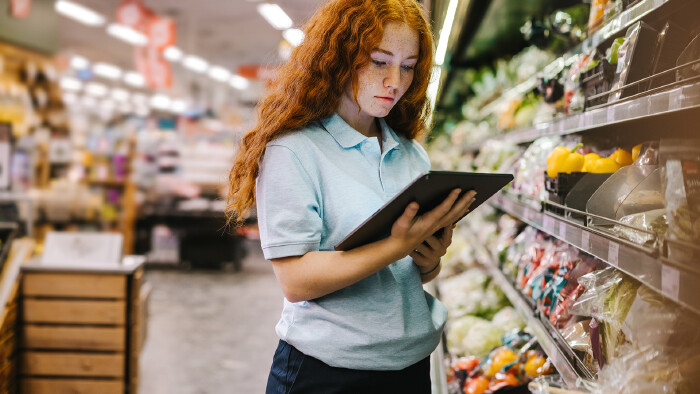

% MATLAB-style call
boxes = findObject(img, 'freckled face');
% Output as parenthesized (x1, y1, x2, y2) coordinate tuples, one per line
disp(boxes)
(345, 22, 420, 118)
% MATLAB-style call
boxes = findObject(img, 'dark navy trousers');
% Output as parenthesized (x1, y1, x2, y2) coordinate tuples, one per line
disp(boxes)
(266, 340, 431, 394)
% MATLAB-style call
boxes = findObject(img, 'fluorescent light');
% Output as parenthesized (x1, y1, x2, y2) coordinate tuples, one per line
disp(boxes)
(111, 88, 130, 102)
(427, 66, 442, 117)
(124, 71, 145, 87)
(59, 77, 82, 91)
(107, 23, 148, 46)
(283, 28, 304, 47)
(150, 94, 171, 110)
(435, 0, 459, 66)
(182, 55, 209, 73)
(55, 0, 105, 27)
(230, 75, 249, 90)
(257, 3, 293, 30)
(163, 46, 183, 61)
(85, 82, 108, 97)
(93, 62, 123, 80)
(208, 66, 231, 82)
(170, 99, 187, 113)
(70, 55, 89, 69)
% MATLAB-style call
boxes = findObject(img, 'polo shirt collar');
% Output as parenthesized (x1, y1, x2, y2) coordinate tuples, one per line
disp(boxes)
(321, 113, 401, 151)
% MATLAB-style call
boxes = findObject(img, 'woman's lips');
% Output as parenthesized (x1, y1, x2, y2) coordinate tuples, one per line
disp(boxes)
(376, 96, 394, 104)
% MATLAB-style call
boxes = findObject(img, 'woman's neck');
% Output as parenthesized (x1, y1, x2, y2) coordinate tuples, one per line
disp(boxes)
(336, 100, 380, 139)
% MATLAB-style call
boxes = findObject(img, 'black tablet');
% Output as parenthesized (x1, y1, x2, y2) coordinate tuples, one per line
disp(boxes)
(334, 171, 513, 251)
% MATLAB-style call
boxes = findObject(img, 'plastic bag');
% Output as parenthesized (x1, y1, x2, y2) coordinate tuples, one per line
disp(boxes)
(660, 139, 700, 251)
(550, 256, 602, 328)
(612, 208, 667, 246)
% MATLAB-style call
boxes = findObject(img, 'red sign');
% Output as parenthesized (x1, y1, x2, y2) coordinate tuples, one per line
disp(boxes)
(135, 47, 172, 89)
(116, 0, 146, 29)
(9, 0, 31, 19)
(147, 17, 175, 52)
(237, 65, 278, 80)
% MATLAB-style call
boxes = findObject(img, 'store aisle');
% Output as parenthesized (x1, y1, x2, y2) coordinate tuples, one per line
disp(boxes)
(138, 240, 283, 394)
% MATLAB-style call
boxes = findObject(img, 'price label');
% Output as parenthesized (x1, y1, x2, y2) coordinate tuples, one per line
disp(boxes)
(607, 105, 616, 122)
(543, 216, 555, 232)
(608, 242, 619, 266)
(661, 264, 680, 302)
(581, 231, 590, 250)
(654, 0, 665, 8)
(559, 222, 567, 239)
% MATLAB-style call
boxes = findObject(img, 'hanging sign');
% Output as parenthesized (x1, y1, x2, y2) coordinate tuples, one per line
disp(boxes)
(147, 16, 175, 52)
(116, 0, 146, 29)
(9, 0, 31, 19)
(237, 65, 278, 80)
(135, 47, 172, 89)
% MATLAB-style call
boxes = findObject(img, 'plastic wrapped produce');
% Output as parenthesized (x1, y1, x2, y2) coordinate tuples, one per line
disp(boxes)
(611, 208, 667, 246)
(491, 307, 525, 333)
(511, 136, 561, 201)
(660, 139, 700, 263)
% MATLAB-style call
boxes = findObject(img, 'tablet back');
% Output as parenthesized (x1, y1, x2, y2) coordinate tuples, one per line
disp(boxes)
(335, 171, 513, 251)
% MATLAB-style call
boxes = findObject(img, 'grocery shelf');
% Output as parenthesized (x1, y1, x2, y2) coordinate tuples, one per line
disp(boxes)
(490, 193, 700, 316)
(483, 262, 591, 389)
(465, 81, 700, 151)
(476, 0, 672, 123)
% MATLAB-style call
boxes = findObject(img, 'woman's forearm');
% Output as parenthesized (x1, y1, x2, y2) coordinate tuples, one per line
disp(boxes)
(270, 237, 411, 303)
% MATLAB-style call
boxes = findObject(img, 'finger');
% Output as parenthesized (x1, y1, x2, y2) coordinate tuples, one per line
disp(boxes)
(439, 226, 453, 248)
(443, 194, 477, 227)
(425, 189, 462, 222)
(395, 202, 420, 230)
(410, 252, 430, 266)
(424, 235, 443, 252)
(415, 242, 432, 256)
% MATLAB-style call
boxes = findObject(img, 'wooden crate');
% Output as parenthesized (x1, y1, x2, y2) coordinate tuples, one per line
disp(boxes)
(23, 273, 126, 299)
(22, 325, 125, 351)
(22, 299, 126, 325)
(20, 267, 145, 394)
(21, 378, 124, 394)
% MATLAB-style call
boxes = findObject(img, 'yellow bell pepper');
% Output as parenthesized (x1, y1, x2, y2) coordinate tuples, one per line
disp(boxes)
(582, 153, 601, 172)
(547, 143, 584, 177)
(632, 144, 642, 162)
(590, 157, 621, 173)
(609, 149, 633, 167)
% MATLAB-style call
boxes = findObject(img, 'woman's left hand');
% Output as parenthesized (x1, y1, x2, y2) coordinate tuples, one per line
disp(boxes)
(410, 224, 454, 274)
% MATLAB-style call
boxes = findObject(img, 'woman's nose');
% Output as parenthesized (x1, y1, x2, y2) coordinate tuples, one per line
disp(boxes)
(384, 66, 400, 90)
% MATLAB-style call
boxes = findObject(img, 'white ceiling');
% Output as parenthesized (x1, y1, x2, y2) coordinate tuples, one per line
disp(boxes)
(57, 0, 326, 107)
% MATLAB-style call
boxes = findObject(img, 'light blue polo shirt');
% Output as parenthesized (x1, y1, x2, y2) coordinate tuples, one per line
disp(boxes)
(256, 113, 447, 371)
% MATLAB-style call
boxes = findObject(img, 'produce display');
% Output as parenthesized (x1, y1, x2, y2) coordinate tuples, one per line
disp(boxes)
(438, 210, 557, 394)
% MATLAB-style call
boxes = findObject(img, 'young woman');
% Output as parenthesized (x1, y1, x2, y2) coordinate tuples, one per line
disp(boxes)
(227, 0, 475, 392)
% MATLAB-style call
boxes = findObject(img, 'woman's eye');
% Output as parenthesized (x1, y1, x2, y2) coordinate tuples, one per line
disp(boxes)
(372, 60, 386, 66)
(402, 65, 415, 71)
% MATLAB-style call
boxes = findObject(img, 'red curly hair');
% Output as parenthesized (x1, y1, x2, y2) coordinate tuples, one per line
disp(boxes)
(226, 0, 434, 223)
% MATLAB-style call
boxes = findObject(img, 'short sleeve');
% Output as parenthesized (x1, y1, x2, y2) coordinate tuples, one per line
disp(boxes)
(256, 144, 323, 259)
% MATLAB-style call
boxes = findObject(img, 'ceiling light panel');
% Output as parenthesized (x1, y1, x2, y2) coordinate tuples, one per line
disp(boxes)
(85, 82, 108, 97)
(283, 28, 304, 47)
(70, 55, 89, 69)
(208, 66, 231, 82)
(107, 23, 148, 46)
(111, 88, 130, 102)
(124, 71, 145, 87)
(164, 46, 184, 62)
(55, 0, 106, 27)
(93, 62, 123, 80)
(182, 55, 209, 73)
(150, 94, 171, 110)
(230, 75, 249, 90)
(59, 77, 82, 91)
(257, 3, 293, 30)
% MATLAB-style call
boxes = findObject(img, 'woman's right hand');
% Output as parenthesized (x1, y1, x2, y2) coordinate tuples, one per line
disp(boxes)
(389, 188, 476, 256)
